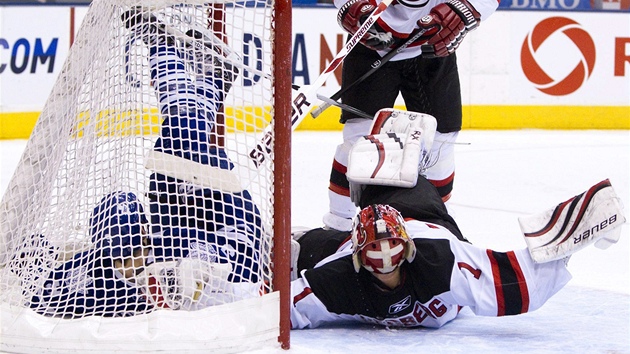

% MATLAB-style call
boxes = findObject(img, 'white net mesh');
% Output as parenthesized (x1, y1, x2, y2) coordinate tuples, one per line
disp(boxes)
(0, 1, 280, 347)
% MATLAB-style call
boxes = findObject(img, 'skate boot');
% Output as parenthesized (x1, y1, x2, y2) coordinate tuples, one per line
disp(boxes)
(185, 29, 239, 93)
(121, 7, 174, 47)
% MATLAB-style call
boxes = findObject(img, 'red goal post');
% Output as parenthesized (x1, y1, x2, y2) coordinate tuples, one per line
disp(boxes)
(0, 0, 292, 352)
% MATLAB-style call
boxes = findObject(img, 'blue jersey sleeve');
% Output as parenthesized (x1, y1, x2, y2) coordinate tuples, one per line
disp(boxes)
(154, 226, 260, 283)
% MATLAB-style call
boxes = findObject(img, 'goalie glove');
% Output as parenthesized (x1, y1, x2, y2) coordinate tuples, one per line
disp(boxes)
(519, 179, 626, 264)
(347, 109, 437, 205)
(338, 0, 395, 51)
(138, 258, 232, 310)
(418, 0, 481, 58)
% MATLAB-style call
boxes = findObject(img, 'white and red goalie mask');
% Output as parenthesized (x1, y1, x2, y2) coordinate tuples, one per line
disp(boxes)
(351, 204, 416, 274)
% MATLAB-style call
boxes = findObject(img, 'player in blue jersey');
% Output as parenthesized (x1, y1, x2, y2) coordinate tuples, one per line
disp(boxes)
(28, 193, 152, 317)
(26, 9, 262, 318)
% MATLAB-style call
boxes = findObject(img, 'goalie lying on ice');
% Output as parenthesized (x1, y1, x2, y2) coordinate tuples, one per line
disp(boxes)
(22, 10, 262, 318)
(290, 116, 626, 329)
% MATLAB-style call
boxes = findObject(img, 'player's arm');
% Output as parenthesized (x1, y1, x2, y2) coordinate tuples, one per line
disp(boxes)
(28, 252, 92, 317)
(173, 225, 262, 283)
(293, 227, 351, 275)
(434, 232, 572, 317)
(137, 257, 233, 311)
(290, 275, 343, 329)
(139, 230, 259, 310)
(336, 0, 399, 51)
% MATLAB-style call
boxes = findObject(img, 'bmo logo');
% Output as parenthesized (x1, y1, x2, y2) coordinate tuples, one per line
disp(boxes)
(520, 17, 596, 96)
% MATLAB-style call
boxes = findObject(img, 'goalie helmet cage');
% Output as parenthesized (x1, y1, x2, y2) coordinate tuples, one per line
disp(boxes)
(0, 0, 292, 352)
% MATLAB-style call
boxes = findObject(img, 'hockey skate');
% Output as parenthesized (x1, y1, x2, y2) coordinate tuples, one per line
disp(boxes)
(121, 7, 174, 47)
(184, 29, 239, 93)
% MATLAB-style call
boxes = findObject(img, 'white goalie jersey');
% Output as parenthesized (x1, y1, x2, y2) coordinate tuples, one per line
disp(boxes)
(291, 178, 625, 329)
(291, 220, 572, 329)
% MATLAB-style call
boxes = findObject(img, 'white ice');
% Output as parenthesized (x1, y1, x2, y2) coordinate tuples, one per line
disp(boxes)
(1, 130, 629, 353)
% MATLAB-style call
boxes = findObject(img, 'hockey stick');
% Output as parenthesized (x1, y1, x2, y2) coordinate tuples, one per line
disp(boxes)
(248, 0, 395, 167)
(310, 26, 430, 118)
(316, 93, 372, 119)
(314, 94, 470, 146)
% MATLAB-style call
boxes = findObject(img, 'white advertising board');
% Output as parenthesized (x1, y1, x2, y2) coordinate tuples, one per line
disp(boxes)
(0, 5, 628, 134)
(0, 6, 88, 111)
(479, 11, 629, 105)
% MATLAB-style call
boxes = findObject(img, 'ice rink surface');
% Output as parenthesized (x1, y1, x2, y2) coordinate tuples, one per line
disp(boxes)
(1, 129, 629, 353)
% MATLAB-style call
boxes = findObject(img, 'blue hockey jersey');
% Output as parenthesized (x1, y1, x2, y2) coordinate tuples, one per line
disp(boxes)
(30, 223, 259, 318)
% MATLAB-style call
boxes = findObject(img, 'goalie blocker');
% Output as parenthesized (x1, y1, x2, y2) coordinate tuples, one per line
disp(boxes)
(519, 179, 626, 263)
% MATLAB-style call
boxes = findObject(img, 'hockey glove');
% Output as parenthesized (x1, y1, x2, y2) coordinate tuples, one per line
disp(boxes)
(518, 179, 626, 263)
(138, 258, 232, 310)
(338, 0, 395, 51)
(418, 0, 481, 58)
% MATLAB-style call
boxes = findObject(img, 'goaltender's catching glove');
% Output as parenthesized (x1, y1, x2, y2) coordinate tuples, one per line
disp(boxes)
(137, 258, 232, 310)
(418, 0, 481, 58)
(338, 0, 395, 51)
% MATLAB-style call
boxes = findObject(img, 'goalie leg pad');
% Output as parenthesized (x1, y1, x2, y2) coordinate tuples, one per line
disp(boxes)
(347, 132, 420, 188)
(346, 111, 437, 189)
(369, 108, 438, 153)
(519, 179, 626, 263)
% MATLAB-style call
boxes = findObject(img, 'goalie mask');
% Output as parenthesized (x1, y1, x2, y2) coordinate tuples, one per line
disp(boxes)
(351, 204, 416, 274)
(90, 191, 148, 258)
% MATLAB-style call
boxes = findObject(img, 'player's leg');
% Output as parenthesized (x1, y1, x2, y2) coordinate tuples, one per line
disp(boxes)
(122, 9, 222, 128)
(400, 54, 462, 203)
(425, 131, 458, 202)
(293, 228, 351, 276)
(325, 118, 372, 231)
(359, 176, 466, 242)
(324, 44, 401, 231)
(123, 12, 259, 237)
(162, 31, 261, 237)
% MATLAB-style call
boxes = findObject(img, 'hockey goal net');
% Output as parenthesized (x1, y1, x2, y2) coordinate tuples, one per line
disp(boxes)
(0, 0, 291, 352)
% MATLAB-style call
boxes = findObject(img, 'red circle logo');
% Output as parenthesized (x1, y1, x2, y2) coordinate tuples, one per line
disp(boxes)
(521, 17, 596, 96)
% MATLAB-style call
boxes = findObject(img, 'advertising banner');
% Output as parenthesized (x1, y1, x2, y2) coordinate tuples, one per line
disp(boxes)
(0, 5, 628, 136)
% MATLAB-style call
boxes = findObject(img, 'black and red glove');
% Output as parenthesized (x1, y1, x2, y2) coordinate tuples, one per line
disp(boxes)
(338, 0, 395, 51)
(417, 0, 481, 58)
